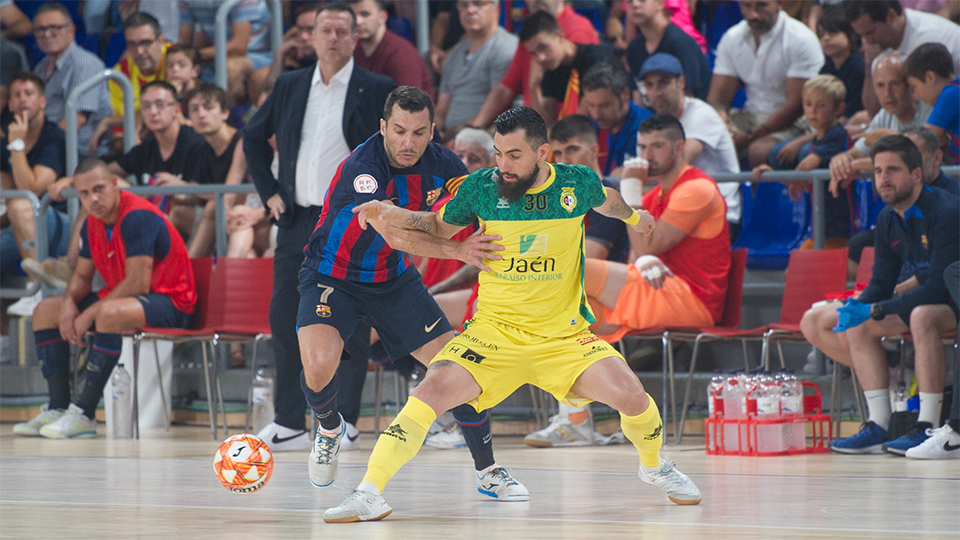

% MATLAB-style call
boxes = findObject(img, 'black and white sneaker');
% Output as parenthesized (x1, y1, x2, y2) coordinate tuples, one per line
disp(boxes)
(256, 422, 311, 452)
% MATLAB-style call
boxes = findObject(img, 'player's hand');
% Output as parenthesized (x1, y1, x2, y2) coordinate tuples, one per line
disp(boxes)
(829, 153, 855, 196)
(266, 193, 285, 221)
(832, 298, 870, 332)
(457, 222, 502, 273)
(7, 112, 28, 143)
(634, 256, 673, 290)
(48, 176, 74, 202)
(621, 156, 648, 183)
(58, 299, 80, 344)
(630, 210, 655, 236)
(72, 310, 95, 345)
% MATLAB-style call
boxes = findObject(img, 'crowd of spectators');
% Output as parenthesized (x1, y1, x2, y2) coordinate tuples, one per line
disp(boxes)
(1, 0, 958, 457)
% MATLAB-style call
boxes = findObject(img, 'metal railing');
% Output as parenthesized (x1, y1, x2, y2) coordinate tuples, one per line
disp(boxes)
(0, 190, 47, 299)
(215, 0, 283, 91)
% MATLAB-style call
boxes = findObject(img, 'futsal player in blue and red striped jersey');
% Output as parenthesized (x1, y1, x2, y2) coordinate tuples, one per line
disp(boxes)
(296, 86, 529, 501)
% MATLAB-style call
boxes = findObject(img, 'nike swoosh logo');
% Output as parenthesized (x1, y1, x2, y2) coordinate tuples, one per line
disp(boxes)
(425, 318, 442, 332)
(891, 240, 900, 247)
(347, 433, 359, 443)
(272, 431, 307, 445)
(945, 442, 960, 451)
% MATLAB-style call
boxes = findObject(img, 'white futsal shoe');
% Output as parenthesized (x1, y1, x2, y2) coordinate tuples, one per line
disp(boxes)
(323, 489, 393, 523)
(905, 424, 960, 460)
(639, 458, 702, 505)
(309, 414, 345, 487)
(477, 466, 530, 501)
(38, 404, 97, 439)
(340, 421, 360, 452)
(523, 413, 594, 447)
(13, 405, 66, 436)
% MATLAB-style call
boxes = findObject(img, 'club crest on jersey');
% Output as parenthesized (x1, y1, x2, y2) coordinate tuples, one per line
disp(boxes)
(316, 304, 331, 318)
(426, 188, 442, 206)
(560, 187, 577, 212)
(353, 174, 378, 193)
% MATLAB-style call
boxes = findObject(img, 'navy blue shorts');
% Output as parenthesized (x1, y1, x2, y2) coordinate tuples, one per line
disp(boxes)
(296, 265, 453, 361)
(78, 292, 191, 329)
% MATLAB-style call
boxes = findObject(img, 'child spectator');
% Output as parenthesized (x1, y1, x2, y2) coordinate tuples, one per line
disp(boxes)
(816, 5, 864, 121)
(166, 44, 201, 101)
(754, 74, 852, 248)
(904, 42, 959, 165)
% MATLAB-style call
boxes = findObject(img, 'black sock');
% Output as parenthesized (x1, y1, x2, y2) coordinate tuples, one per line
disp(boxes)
(453, 404, 495, 470)
(35, 329, 71, 410)
(300, 370, 341, 430)
(77, 333, 122, 419)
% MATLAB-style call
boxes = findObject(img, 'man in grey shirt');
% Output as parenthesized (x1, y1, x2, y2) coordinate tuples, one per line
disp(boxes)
(435, 0, 517, 134)
(31, 3, 111, 158)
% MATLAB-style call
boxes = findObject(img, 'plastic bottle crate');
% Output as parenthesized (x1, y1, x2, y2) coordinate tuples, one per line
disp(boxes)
(705, 382, 832, 456)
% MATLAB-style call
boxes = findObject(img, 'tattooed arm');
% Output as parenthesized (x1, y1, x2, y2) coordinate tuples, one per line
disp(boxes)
(593, 188, 656, 236)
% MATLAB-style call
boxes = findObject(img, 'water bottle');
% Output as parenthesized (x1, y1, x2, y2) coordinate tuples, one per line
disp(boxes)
(780, 370, 805, 451)
(755, 371, 782, 453)
(706, 370, 724, 451)
(894, 381, 908, 412)
(722, 370, 746, 452)
(251, 365, 275, 434)
(110, 363, 133, 439)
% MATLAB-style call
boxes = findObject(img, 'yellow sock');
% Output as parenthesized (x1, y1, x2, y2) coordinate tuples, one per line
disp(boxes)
(361, 396, 437, 492)
(620, 394, 663, 468)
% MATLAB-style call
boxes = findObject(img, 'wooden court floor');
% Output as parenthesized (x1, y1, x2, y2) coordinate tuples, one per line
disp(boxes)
(1, 424, 958, 540)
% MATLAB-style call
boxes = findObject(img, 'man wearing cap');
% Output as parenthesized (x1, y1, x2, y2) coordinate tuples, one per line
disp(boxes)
(631, 53, 742, 242)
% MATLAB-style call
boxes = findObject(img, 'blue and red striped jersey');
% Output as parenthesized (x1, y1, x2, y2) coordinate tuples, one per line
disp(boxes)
(303, 132, 469, 283)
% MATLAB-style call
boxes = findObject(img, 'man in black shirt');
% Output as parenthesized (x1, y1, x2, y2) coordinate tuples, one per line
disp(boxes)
(519, 11, 626, 126)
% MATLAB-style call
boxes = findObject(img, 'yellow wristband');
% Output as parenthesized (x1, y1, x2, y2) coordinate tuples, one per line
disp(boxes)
(623, 208, 640, 225)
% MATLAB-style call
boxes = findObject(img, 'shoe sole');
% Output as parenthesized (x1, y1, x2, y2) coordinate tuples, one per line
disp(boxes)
(882, 444, 909, 456)
(39, 431, 96, 439)
(11, 428, 41, 436)
(477, 487, 530, 501)
(323, 507, 392, 523)
(829, 444, 884, 454)
(668, 496, 702, 505)
(523, 439, 592, 448)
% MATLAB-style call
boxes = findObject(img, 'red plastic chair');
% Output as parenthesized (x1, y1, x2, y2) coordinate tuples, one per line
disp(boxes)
(856, 247, 875, 285)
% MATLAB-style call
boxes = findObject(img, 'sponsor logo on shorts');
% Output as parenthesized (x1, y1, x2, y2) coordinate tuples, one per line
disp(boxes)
(560, 187, 577, 213)
(645, 422, 663, 441)
(582, 345, 607, 358)
(426, 188, 442, 206)
(316, 304, 331, 317)
(446, 345, 485, 364)
(382, 424, 408, 442)
(576, 334, 601, 346)
(353, 174, 378, 193)
(460, 333, 498, 351)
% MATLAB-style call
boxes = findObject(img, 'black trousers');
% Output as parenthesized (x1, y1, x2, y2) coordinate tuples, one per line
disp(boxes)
(271, 205, 369, 430)
(945, 261, 959, 426)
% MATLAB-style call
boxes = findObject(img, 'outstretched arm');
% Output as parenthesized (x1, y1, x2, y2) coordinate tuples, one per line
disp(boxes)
(593, 188, 655, 236)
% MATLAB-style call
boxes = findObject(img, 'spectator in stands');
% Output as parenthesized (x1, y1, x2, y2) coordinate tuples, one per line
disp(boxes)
(251, 2, 318, 102)
(348, 0, 433, 96)
(585, 114, 731, 343)
(180, 84, 246, 258)
(177, 0, 273, 105)
(904, 259, 960, 460)
(1, 72, 68, 317)
(708, 0, 824, 168)
(89, 12, 171, 157)
(579, 63, 650, 176)
(243, 3, 395, 451)
(519, 11, 625, 125)
(638, 53, 742, 242)
(753, 75, 852, 249)
(452, 127, 496, 173)
(903, 43, 960, 165)
(843, 0, 960, 117)
(624, 0, 710, 101)
(622, 0, 706, 55)
(800, 135, 958, 455)
(166, 44, 201, 102)
(31, 3, 113, 159)
(435, 0, 517, 135)
(468, 0, 598, 128)
(0, 0, 31, 40)
(12, 158, 197, 439)
(0, 35, 27, 113)
(816, 6, 864, 121)
(844, 126, 957, 282)
(829, 52, 932, 194)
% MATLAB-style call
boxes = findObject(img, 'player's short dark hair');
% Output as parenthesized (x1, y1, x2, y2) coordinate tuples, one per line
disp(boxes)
(549, 114, 597, 144)
(903, 42, 955, 80)
(383, 85, 434, 124)
(870, 134, 923, 172)
(519, 11, 561, 42)
(316, 2, 357, 32)
(141, 80, 178, 102)
(580, 63, 632, 97)
(816, 5, 860, 51)
(123, 11, 162, 37)
(34, 2, 72, 22)
(185, 83, 230, 112)
(639, 113, 685, 142)
(9, 71, 45, 94)
(494, 106, 549, 149)
(843, 0, 901, 23)
(167, 44, 200, 67)
(901, 126, 940, 154)
(75, 157, 109, 176)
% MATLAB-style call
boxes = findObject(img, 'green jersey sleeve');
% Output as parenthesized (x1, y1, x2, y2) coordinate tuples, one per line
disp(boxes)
(439, 172, 481, 227)
(577, 166, 608, 209)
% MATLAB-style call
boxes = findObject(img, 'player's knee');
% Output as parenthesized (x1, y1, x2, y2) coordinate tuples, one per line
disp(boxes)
(31, 297, 63, 330)
(617, 390, 649, 417)
(94, 301, 136, 333)
(909, 305, 953, 335)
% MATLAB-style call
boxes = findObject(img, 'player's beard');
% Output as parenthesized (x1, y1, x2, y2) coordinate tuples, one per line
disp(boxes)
(497, 164, 540, 203)
(647, 148, 677, 178)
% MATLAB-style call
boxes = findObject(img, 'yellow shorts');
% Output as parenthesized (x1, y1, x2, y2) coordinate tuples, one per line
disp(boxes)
(431, 317, 624, 412)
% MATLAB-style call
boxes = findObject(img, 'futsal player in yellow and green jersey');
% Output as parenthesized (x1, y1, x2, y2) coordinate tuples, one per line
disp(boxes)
(324, 107, 703, 523)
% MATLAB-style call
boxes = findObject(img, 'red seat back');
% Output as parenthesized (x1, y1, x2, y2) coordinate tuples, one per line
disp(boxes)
(856, 246, 875, 285)
(780, 248, 849, 326)
(188, 258, 214, 330)
(718, 249, 747, 329)
(210, 257, 274, 334)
